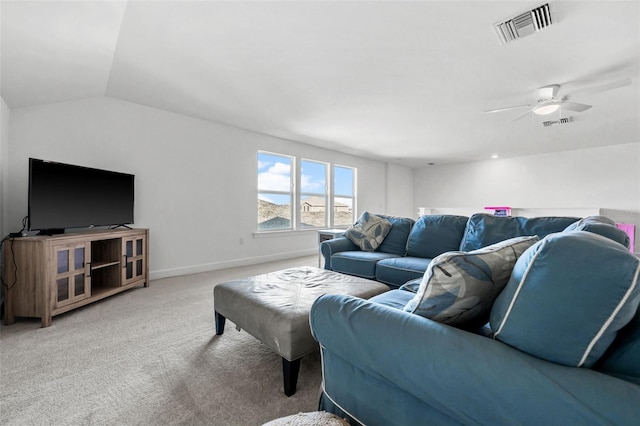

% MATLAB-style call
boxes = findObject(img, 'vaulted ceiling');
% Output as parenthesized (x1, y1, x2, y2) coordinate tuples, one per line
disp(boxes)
(2, 1, 639, 167)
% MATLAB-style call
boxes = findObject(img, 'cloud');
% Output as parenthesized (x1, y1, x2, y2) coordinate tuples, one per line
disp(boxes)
(258, 162, 291, 191)
(301, 173, 323, 192)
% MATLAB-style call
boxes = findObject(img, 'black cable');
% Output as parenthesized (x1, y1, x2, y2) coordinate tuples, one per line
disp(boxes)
(0, 236, 18, 293)
(1, 216, 29, 293)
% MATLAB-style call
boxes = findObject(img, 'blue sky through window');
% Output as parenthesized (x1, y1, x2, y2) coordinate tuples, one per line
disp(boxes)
(334, 166, 354, 196)
(301, 160, 326, 194)
(258, 152, 354, 206)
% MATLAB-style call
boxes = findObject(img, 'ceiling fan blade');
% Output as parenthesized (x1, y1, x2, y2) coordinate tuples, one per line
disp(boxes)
(562, 102, 592, 112)
(566, 77, 632, 98)
(484, 104, 531, 113)
(510, 107, 536, 122)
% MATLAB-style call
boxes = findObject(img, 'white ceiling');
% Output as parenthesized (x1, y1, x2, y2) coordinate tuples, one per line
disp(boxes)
(2, 1, 639, 167)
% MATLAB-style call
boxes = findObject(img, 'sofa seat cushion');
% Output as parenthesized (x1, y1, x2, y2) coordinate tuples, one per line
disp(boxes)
(331, 251, 400, 280)
(459, 214, 579, 252)
(595, 308, 640, 385)
(375, 215, 415, 256)
(406, 215, 468, 259)
(375, 257, 432, 289)
(490, 231, 640, 368)
(404, 236, 539, 329)
(369, 289, 415, 310)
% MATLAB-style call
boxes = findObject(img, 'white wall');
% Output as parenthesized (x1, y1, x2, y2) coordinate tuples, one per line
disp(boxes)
(5, 97, 413, 278)
(385, 162, 414, 218)
(0, 96, 9, 237)
(413, 142, 640, 217)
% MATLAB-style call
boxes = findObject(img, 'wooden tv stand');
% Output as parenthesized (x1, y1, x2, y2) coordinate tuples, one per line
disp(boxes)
(2, 228, 148, 327)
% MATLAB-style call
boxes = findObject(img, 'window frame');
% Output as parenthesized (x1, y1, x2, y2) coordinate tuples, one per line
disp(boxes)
(298, 158, 329, 230)
(256, 151, 356, 233)
(257, 151, 295, 232)
(332, 164, 356, 228)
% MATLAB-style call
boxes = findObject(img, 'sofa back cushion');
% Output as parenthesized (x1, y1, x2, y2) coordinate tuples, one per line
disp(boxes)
(459, 214, 579, 252)
(517, 216, 580, 239)
(564, 215, 630, 248)
(406, 215, 468, 259)
(375, 214, 415, 256)
(490, 231, 640, 368)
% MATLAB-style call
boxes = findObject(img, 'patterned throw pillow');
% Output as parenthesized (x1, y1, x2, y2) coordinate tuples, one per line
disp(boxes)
(344, 212, 393, 252)
(403, 235, 539, 329)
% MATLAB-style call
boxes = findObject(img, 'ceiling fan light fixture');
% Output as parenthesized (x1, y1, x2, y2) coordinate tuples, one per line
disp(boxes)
(533, 103, 560, 115)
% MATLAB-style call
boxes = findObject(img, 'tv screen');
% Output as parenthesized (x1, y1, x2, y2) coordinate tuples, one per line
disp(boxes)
(28, 158, 135, 233)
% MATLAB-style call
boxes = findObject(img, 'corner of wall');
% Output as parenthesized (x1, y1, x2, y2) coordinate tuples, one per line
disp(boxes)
(1, 96, 10, 237)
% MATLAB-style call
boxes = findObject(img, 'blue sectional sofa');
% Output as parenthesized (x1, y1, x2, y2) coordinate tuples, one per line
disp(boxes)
(320, 213, 608, 288)
(311, 219, 640, 425)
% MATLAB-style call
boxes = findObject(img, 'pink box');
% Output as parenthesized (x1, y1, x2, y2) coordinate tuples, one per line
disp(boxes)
(616, 223, 635, 253)
(484, 206, 512, 217)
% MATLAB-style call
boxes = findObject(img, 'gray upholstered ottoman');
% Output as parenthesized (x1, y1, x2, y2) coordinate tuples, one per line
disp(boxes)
(213, 266, 389, 396)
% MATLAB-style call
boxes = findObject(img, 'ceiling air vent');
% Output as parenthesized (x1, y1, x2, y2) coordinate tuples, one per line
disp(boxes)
(494, 3, 553, 45)
(542, 117, 571, 127)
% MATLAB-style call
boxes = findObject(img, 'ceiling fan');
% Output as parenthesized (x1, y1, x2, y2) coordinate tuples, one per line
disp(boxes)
(484, 77, 632, 121)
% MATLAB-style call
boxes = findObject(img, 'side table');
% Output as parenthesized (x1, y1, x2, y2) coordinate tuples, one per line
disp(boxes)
(317, 229, 346, 267)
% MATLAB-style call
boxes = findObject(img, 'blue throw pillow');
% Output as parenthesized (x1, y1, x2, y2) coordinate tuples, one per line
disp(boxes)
(490, 231, 640, 368)
(406, 215, 468, 259)
(403, 236, 539, 329)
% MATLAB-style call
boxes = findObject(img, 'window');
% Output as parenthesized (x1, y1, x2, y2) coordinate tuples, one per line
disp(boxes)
(257, 152, 294, 231)
(257, 151, 356, 232)
(300, 160, 328, 229)
(333, 165, 355, 227)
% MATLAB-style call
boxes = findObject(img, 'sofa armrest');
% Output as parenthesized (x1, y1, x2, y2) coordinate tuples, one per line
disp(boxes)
(310, 294, 640, 425)
(320, 237, 359, 269)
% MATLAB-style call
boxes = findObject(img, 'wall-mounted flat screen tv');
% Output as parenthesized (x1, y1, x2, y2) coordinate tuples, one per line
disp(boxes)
(28, 158, 135, 233)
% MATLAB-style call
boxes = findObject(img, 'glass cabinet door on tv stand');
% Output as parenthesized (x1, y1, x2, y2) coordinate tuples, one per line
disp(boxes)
(53, 242, 91, 308)
(122, 234, 146, 286)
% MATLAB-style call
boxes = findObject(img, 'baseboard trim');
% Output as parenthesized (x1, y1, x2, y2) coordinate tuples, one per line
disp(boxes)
(149, 248, 317, 280)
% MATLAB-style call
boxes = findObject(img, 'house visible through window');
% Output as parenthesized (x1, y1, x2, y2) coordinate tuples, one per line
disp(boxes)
(257, 152, 356, 231)
(300, 159, 328, 229)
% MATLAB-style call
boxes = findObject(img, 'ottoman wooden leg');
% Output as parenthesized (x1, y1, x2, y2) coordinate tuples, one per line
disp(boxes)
(215, 311, 226, 335)
(283, 358, 301, 397)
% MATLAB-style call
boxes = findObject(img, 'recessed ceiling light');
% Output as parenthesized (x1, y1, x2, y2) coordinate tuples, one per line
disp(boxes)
(491, 154, 499, 159)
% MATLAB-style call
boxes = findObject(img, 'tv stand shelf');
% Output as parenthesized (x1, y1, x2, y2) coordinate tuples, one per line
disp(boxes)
(92, 260, 121, 269)
(2, 228, 148, 327)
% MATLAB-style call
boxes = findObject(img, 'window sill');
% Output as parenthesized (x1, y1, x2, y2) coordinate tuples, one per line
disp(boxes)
(253, 229, 318, 239)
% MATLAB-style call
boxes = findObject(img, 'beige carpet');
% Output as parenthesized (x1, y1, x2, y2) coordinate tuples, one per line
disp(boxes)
(0, 256, 322, 425)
